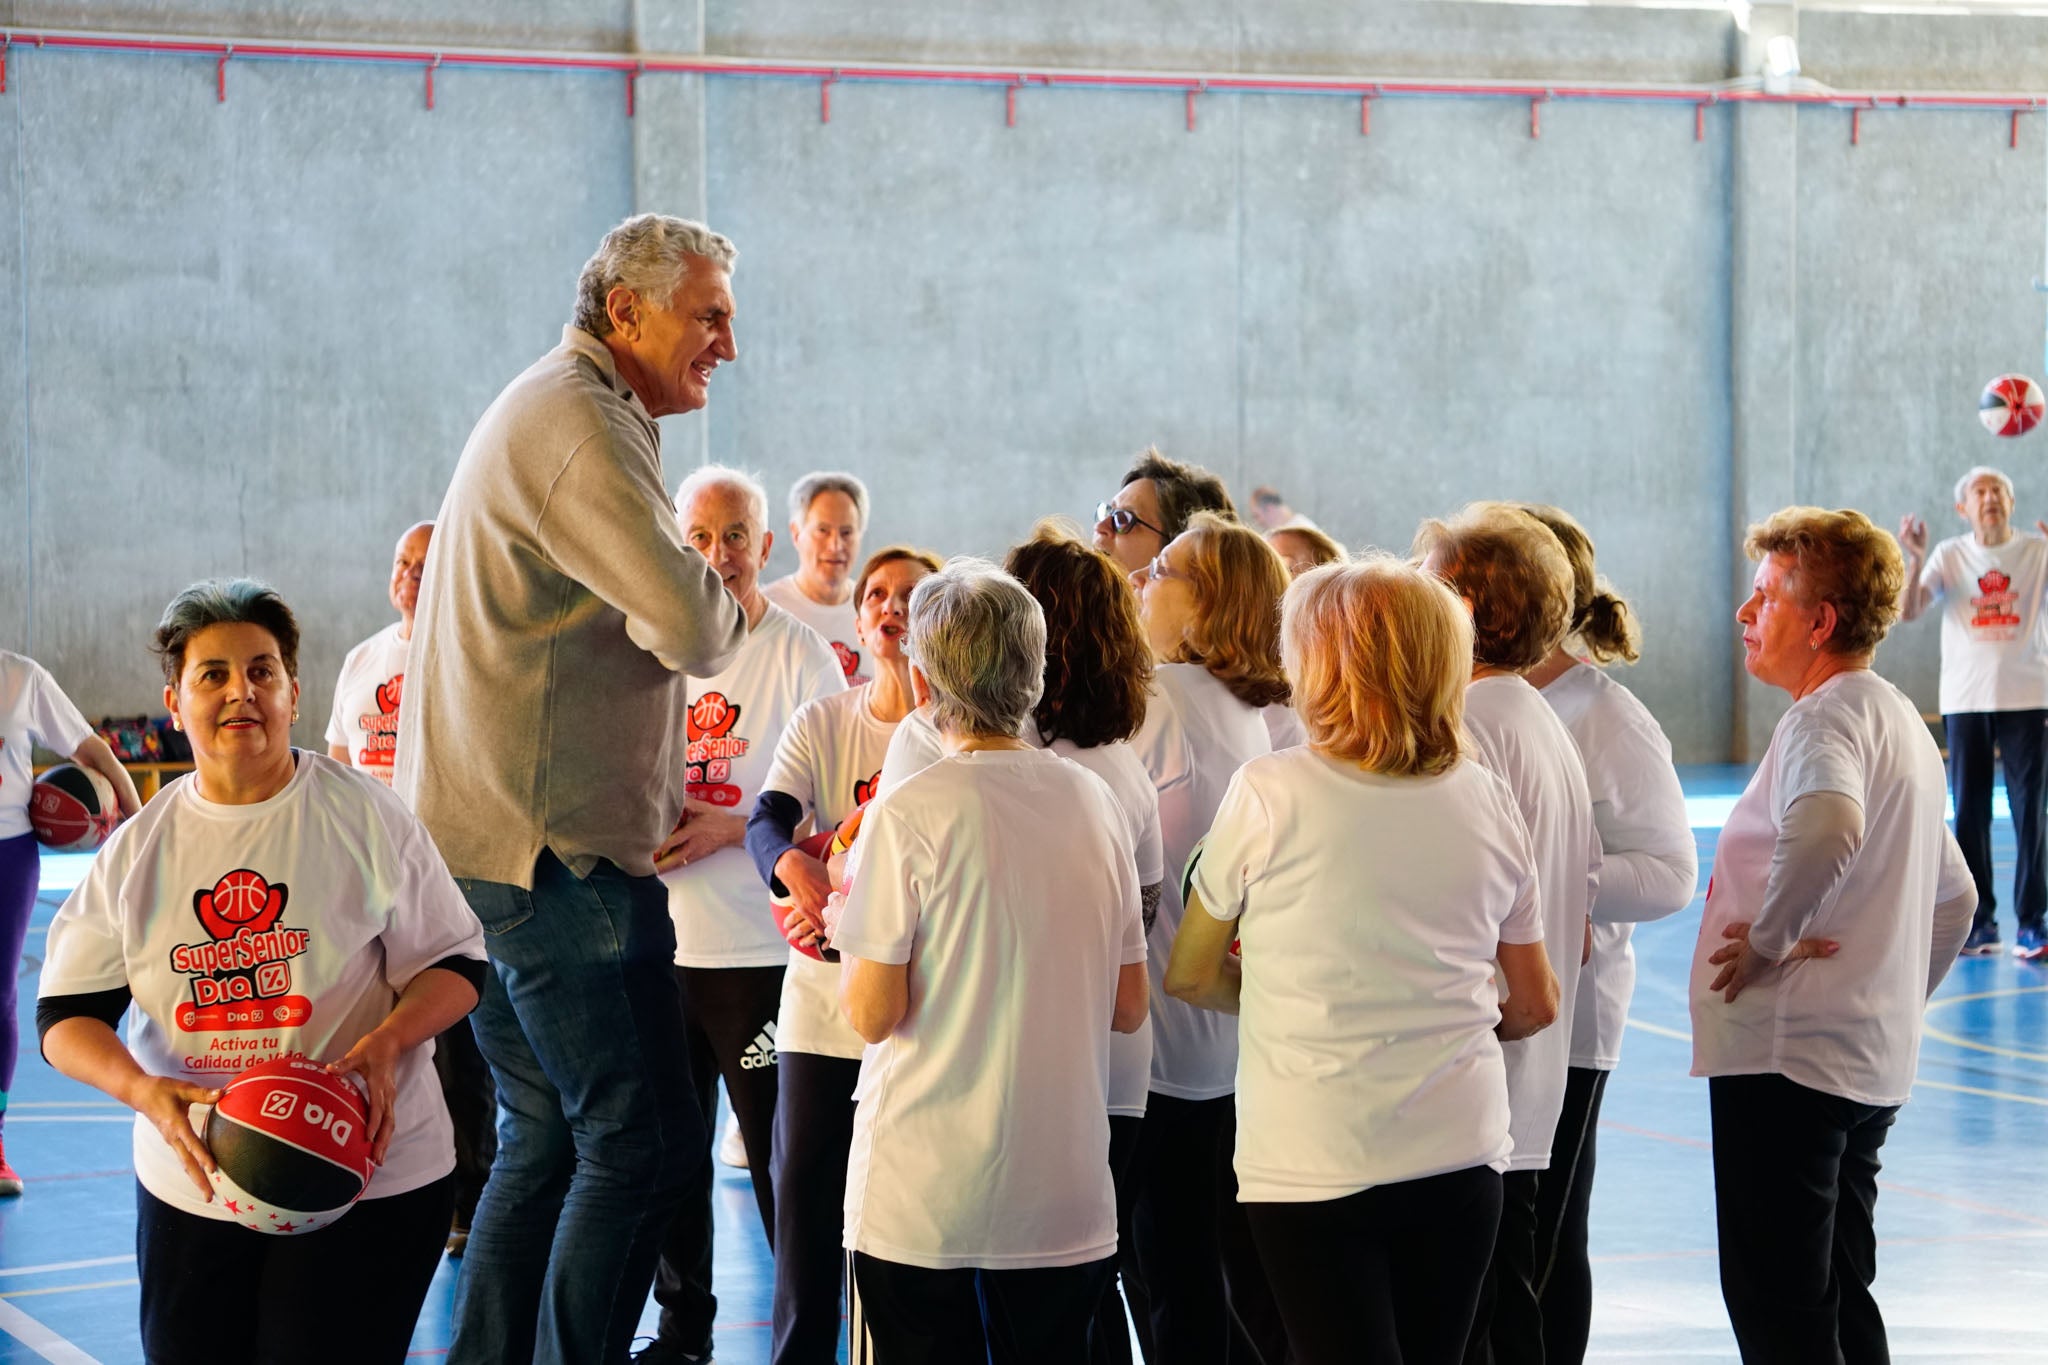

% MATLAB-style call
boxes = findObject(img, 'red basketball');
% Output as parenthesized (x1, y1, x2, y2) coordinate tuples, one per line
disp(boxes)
(771, 829, 841, 963)
(211, 870, 273, 924)
(204, 1056, 376, 1235)
(1979, 374, 2045, 437)
(28, 764, 120, 852)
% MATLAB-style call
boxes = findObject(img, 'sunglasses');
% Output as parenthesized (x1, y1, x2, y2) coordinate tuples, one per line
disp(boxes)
(1096, 501, 1166, 540)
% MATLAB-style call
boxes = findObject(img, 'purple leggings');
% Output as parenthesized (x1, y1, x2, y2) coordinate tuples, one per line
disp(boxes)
(0, 832, 42, 1112)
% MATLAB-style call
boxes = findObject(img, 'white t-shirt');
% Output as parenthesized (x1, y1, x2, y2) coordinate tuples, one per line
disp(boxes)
(1463, 675, 1601, 1171)
(1194, 749, 1542, 1202)
(764, 575, 866, 685)
(877, 704, 944, 794)
(1040, 736, 1164, 1119)
(667, 605, 846, 967)
(324, 623, 410, 788)
(836, 748, 1146, 1269)
(38, 753, 486, 1218)
(1539, 664, 1699, 1070)
(1920, 533, 2048, 714)
(1690, 670, 1974, 1107)
(1131, 663, 1273, 1101)
(0, 651, 95, 839)
(761, 683, 898, 1060)
(1262, 704, 1306, 752)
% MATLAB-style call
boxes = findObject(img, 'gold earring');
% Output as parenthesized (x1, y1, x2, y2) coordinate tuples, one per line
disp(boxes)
(291, 710, 300, 723)
(171, 718, 182, 731)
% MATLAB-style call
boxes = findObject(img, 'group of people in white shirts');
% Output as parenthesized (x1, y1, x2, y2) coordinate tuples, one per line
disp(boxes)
(15, 211, 2010, 1365)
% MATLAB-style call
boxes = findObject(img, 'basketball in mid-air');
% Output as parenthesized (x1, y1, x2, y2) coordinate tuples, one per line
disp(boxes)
(204, 1056, 376, 1235)
(1979, 374, 2045, 437)
(29, 764, 121, 852)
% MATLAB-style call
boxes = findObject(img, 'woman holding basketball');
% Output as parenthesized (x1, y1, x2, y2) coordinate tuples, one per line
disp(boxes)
(1125, 511, 1289, 1365)
(0, 650, 139, 1196)
(37, 579, 485, 1365)
(1517, 505, 1697, 1365)
(743, 543, 939, 1365)
(1165, 556, 1559, 1365)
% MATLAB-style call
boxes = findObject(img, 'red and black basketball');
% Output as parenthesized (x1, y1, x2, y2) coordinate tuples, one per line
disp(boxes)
(1979, 373, 2046, 437)
(29, 764, 120, 852)
(204, 1056, 376, 1235)
(772, 829, 842, 963)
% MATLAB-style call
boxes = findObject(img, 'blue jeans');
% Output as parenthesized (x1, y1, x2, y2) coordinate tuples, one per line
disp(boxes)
(448, 850, 708, 1365)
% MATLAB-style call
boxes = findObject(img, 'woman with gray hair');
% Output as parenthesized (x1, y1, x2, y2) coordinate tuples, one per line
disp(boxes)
(830, 559, 1149, 1362)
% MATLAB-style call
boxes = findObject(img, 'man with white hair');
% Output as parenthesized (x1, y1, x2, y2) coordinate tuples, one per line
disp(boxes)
(1901, 465, 2048, 960)
(397, 214, 748, 1365)
(764, 471, 871, 683)
(641, 464, 846, 1365)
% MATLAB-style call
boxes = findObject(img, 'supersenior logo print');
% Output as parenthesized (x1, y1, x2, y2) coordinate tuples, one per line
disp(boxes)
(687, 691, 749, 807)
(170, 868, 313, 1037)
(353, 673, 402, 772)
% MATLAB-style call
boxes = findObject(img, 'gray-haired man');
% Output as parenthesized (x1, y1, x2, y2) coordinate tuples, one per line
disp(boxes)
(397, 213, 748, 1365)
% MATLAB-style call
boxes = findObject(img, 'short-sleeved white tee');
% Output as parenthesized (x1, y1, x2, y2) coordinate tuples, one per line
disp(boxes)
(0, 652, 95, 839)
(324, 623, 410, 788)
(836, 748, 1145, 1269)
(667, 605, 847, 967)
(1539, 663, 1698, 1071)
(1131, 664, 1273, 1101)
(761, 684, 897, 1060)
(877, 704, 945, 795)
(764, 576, 866, 685)
(1039, 736, 1163, 1119)
(1193, 748, 1541, 1202)
(1464, 675, 1600, 1171)
(38, 753, 486, 1219)
(1920, 533, 2048, 714)
(1690, 670, 1973, 1106)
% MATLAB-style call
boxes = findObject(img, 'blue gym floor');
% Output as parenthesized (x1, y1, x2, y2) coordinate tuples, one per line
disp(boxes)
(4, 765, 2044, 1362)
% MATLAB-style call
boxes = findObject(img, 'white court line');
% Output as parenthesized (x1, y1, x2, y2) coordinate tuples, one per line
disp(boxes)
(5, 1104, 122, 1111)
(0, 1298, 101, 1364)
(0, 1258, 131, 1281)
(0, 1117, 131, 1125)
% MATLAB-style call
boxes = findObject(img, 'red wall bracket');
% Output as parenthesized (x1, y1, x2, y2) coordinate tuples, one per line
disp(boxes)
(216, 46, 229, 103)
(820, 70, 836, 123)
(424, 53, 440, 110)
(626, 62, 640, 118)
(1530, 93, 1548, 139)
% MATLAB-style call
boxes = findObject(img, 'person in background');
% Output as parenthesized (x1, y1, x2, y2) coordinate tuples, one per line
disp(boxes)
(1517, 505, 1697, 1365)
(1166, 556, 1559, 1365)
(765, 472, 872, 685)
(1697, 506, 1975, 1363)
(1413, 503, 1600, 1365)
(39, 579, 485, 1364)
(745, 543, 939, 1365)
(1265, 523, 1345, 578)
(1094, 448, 1238, 579)
(326, 519, 494, 1259)
(642, 465, 847, 1365)
(1005, 520, 1162, 1365)
(0, 650, 141, 1195)
(326, 521, 432, 787)
(397, 212, 747, 1365)
(1898, 466, 2048, 959)
(1126, 510, 1290, 1365)
(832, 560, 1147, 1362)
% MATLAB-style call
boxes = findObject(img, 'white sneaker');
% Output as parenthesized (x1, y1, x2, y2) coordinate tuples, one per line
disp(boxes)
(717, 1113, 749, 1170)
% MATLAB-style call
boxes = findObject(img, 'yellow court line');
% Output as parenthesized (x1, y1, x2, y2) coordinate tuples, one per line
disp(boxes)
(0, 1117, 131, 1124)
(6, 1102, 124, 1110)
(1921, 984, 2048, 1065)
(1, 1278, 137, 1300)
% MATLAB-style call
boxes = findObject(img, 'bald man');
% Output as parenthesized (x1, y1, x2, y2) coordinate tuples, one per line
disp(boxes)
(327, 520, 433, 784)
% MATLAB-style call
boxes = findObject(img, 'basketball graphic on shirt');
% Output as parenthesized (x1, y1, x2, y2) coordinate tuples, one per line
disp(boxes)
(832, 641, 861, 681)
(195, 869, 289, 941)
(175, 868, 314, 1033)
(687, 691, 748, 807)
(854, 771, 881, 807)
(375, 675, 402, 715)
(1970, 569, 2022, 637)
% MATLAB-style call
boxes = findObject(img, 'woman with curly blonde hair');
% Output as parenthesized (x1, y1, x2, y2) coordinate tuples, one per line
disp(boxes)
(1124, 510, 1289, 1365)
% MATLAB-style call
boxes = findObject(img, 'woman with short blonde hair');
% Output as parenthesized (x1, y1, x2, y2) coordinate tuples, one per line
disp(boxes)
(1166, 556, 1557, 1364)
(1693, 506, 1973, 1362)
(1266, 523, 1347, 579)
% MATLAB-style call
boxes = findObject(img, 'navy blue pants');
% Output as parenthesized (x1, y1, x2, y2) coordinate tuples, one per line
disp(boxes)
(1945, 709, 2048, 931)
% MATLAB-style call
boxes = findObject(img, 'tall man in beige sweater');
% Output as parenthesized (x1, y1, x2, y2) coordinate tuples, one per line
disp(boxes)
(396, 214, 748, 1365)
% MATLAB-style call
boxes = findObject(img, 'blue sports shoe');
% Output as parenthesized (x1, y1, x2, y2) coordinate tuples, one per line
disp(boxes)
(2014, 924, 2048, 962)
(1962, 921, 2003, 956)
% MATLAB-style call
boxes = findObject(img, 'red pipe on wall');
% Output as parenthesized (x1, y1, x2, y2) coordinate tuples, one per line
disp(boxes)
(5, 24, 2048, 134)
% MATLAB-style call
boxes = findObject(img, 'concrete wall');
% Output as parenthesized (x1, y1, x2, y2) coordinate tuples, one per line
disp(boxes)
(3, 0, 2044, 761)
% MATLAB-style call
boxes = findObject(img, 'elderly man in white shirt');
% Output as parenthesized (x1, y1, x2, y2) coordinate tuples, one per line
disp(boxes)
(1899, 465, 2048, 959)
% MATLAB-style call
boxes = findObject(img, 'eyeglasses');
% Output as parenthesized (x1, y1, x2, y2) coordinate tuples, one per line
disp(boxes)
(1142, 552, 1178, 584)
(1096, 501, 1166, 540)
